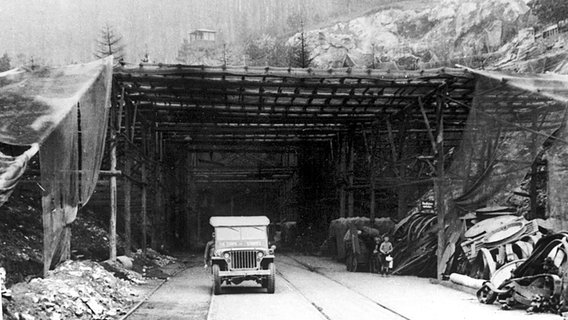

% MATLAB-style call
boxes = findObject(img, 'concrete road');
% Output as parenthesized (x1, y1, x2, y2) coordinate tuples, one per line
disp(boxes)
(126, 254, 560, 320)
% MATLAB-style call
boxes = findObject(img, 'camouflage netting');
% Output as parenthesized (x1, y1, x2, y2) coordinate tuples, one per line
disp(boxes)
(0, 57, 113, 273)
(438, 69, 568, 274)
(393, 69, 568, 277)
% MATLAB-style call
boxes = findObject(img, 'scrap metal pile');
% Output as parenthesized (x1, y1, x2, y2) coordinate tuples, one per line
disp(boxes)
(459, 207, 541, 280)
(391, 198, 437, 277)
(475, 232, 568, 313)
(443, 206, 568, 313)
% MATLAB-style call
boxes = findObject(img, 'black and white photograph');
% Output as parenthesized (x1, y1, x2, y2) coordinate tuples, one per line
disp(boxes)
(1, 0, 568, 319)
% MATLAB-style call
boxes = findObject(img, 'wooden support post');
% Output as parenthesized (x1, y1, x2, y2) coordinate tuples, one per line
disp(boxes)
(396, 116, 409, 220)
(348, 132, 355, 218)
(184, 149, 192, 248)
(435, 90, 446, 280)
(339, 136, 347, 218)
(152, 165, 160, 250)
(141, 161, 148, 254)
(197, 187, 202, 242)
(150, 107, 159, 250)
(123, 102, 132, 257)
(418, 97, 438, 154)
(363, 130, 376, 222)
(140, 123, 148, 254)
(109, 101, 118, 262)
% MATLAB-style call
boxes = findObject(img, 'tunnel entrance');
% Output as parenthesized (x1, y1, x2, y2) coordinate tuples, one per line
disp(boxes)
(108, 63, 475, 252)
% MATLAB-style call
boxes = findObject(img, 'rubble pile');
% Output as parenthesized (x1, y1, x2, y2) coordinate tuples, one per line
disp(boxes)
(142, 249, 176, 268)
(3, 260, 137, 320)
(130, 249, 177, 279)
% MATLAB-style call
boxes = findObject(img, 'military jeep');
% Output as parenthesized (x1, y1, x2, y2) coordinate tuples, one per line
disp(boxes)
(209, 216, 276, 295)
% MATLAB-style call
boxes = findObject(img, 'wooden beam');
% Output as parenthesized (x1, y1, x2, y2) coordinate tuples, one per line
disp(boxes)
(109, 101, 118, 262)
(347, 130, 355, 218)
(418, 96, 438, 154)
(141, 161, 148, 254)
(339, 136, 347, 218)
(116, 63, 471, 80)
(363, 130, 376, 222)
(123, 101, 132, 257)
(435, 89, 446, 280)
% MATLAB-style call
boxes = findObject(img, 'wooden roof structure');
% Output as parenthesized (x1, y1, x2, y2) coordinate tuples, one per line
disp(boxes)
(114, 63, 476, 154)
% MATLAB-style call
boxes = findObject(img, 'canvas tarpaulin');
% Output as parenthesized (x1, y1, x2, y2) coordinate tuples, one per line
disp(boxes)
(0, 144, 39, 207)
(0, 57, 113, 273)
(438, 69, 568, 273)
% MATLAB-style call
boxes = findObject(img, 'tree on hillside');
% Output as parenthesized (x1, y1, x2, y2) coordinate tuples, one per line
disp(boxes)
(0, 53, 11, 72)
(528, 0, 568, 24)
(95, 24, 125, 61)
(244, 34, 291, 67)
(289, 27, 313, 68)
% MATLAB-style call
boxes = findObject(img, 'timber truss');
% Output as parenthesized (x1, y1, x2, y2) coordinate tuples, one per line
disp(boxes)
(112, 63, 476, 218)
(114, 64, 475, 162)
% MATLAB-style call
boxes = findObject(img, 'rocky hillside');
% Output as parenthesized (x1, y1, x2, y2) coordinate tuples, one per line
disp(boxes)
(292, 0, 535, 69)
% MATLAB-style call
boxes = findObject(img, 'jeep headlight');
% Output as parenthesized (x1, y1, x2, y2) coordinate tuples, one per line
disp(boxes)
(257, 251, 264, 259)
(223, 252, 231, 260)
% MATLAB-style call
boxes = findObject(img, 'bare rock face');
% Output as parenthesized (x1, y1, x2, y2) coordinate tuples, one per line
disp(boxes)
(292, 0, 531, 68)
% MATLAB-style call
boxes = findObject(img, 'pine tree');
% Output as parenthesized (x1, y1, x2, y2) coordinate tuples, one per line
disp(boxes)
(289, 25, 313, 68)
(95, 24, 125, 61)
(0, 53, 11, 72)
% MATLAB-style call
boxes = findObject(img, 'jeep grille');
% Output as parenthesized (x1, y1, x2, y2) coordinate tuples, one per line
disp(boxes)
(230, 250, 258, 270)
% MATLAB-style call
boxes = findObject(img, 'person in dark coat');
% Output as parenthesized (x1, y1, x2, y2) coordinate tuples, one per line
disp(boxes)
(204, 232, 215, 268)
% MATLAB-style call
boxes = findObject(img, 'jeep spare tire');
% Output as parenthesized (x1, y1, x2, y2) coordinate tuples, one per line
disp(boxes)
(212, 264, 222, 295)
(267, 262, 275, 294)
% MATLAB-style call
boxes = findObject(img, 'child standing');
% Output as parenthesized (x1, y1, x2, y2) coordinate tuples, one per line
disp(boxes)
(379, 236, 394, 275)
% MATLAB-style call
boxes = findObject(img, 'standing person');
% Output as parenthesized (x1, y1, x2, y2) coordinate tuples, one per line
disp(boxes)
(379, 235, 394, 275)
(371, 236, 381, 273)
(204, 232, 215, 268)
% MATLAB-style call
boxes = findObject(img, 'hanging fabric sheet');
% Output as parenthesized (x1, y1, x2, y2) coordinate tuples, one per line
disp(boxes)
(0, 144, 39, 207)
(436, 69, 568, 274)
(0, 57, 113, 273)
(447, 70, 568, 212)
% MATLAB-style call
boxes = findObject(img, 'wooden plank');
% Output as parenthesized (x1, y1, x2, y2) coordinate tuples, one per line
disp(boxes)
(123, 101, 132, 257)
(109, 102, 118, 262)
(348, 131, 355, 218)
(339, 136, 347, 218)
(141, 161, 147, 253)
(363, 130, 376, 222)
(116, 63, 471, 79)
(435, 89, 446, 280)
(418, 96, 438, 154)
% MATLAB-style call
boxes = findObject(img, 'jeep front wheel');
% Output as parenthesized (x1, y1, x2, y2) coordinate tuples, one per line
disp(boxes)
(212, 264, 222, 295)
(267, 262, 275, 294)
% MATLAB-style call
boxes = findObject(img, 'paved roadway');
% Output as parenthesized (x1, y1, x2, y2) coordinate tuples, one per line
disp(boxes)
(126, 254, 559, 320)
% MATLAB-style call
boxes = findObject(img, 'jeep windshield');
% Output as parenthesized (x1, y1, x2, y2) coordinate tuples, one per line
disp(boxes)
(215, 226, 268, 249)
